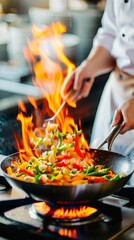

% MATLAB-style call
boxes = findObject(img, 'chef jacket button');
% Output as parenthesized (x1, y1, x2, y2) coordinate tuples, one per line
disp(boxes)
(124, 0, 129, 3)
(122, 33, 125, 37)
(118, 74, 123, 80)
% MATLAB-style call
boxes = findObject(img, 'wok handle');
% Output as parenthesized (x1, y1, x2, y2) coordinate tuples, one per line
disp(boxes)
(97, 123, 124, 152)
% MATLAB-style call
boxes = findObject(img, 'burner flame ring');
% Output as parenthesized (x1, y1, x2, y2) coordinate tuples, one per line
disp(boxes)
(32, 202, 100, 226)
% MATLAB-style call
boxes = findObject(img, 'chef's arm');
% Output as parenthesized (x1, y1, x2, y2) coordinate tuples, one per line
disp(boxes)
(61, 45, 115, 101)
(86, 45, 116, 78)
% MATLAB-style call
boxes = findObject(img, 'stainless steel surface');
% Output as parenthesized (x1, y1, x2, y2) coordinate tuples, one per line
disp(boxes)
(0, 154, 6, 160)
(0, 78, 43, 111)
(0, 79, 41, 97)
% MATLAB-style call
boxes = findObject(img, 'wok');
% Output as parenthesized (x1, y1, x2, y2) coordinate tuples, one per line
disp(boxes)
(1, 125, 134, 204)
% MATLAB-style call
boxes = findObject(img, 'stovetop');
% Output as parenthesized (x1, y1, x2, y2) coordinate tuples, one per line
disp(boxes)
(0, 175, 134, 240)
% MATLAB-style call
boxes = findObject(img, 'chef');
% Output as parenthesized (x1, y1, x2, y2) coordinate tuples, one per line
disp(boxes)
(61, 0, 134, 184)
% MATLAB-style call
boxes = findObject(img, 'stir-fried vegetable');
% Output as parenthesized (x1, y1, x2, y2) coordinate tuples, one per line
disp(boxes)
(6, 122, 125, 185)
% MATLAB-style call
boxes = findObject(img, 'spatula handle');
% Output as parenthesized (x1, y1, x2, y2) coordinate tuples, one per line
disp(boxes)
(97, 123, 124, 151)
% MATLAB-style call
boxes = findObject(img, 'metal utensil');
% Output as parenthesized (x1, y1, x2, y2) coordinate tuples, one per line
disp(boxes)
(97, 123, 124, 151)
(44, 78, 90, 124)
(43, 88, 75, 124)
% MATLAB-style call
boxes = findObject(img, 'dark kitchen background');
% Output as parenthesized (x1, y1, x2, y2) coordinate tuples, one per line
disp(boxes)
(0, 0, 108, 155)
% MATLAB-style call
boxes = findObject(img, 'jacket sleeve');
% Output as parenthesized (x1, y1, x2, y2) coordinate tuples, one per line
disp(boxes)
(93, 0, 116, 53)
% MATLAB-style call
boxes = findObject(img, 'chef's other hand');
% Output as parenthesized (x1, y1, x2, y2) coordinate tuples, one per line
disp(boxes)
(112, 97, 134, 134)
(60, 59, 94, 102)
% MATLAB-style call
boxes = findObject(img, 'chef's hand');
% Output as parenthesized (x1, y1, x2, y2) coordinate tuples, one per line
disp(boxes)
(112, 97, 134, 134)
(61, 46, 116, 102)
(60, 59, 95, 102)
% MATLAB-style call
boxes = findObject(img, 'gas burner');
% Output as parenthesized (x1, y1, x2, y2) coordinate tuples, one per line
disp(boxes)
(3, 198, 134, 240)
(31, 202, 100, 226)
(1, 186, 134, 240)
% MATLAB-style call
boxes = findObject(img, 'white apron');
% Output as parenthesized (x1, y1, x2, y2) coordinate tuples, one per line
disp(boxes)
(90, 68, 134, 185)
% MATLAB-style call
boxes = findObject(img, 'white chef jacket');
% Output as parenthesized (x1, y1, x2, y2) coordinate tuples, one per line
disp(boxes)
(93, 0, 134, 76)
(90, 0, 134, 175)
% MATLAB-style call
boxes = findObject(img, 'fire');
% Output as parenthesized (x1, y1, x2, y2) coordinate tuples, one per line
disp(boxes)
(15, 21, 88, 156)
(49, 226, 77, 239)
(58, 228, 77, 239)
(33, 202, 51, 215)
(15, 100, 40, 161)
(53, 206, 97, 219)
(32, 202, 97, 220)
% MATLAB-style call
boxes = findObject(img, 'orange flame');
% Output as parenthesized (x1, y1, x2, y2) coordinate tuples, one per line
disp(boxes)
(33, 202, 51, 215)
(58, 228, 77, 239)
(53, 206, 97, 219)
(49, 225, 77, 239)
(32, 202, 97, 220)
(16, 21, 88, 155)
(25, 22, 75, 122)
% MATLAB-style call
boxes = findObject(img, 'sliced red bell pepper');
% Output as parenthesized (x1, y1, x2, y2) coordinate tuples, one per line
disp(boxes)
(55, 160, 68, 167)
(56, 155, 72, 161)
(52, 179, 61, 185)
(86, 176, 108, 183)
(19, 168, 34, 177)
(73, 132, 84, 159)
(72, 163, 84, 171)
